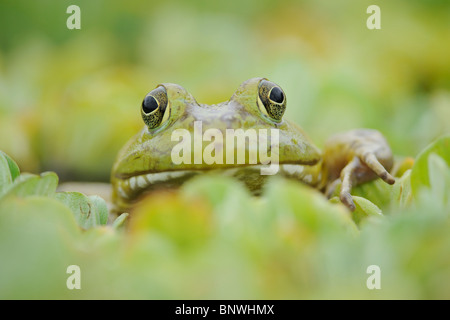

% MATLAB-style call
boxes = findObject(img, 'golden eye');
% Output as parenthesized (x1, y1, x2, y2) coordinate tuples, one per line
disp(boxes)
(141, 86, 170, 129)
(257, 80, 286, 122)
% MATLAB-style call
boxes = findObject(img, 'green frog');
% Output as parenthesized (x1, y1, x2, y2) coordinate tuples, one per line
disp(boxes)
(111, 78, 395, 213)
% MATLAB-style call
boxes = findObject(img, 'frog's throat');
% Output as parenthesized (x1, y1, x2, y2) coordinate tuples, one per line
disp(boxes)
(113, 163, 323, 202)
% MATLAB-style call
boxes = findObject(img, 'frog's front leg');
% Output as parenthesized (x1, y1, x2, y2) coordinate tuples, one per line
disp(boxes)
(322, 129, 395, 211)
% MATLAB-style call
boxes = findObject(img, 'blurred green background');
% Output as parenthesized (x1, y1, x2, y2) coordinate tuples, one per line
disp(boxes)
(0, 0, 448, 181)
(0, 0, 450, 300)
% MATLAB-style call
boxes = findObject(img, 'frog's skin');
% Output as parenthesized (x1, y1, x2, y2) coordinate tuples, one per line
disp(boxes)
(111, 78, 394, 213)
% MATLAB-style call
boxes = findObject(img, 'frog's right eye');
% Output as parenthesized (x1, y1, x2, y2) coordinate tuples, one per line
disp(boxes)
(141, 86, 170, 129)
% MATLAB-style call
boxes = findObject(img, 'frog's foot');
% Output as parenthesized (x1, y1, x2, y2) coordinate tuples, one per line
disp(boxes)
(324, 129, 395, 211)
(340, 153, 395, 211)
(325, 178, 341, 199)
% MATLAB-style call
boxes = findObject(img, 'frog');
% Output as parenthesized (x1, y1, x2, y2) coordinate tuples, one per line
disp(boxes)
(111, 77, 395, 213)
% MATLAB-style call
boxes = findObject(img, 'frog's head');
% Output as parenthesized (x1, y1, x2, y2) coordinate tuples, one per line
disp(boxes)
(111, 77, 321, 211)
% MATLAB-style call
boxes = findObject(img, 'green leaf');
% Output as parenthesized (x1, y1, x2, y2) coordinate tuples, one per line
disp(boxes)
(54, 192, 108, 229)
(112, 212, 129, 229)
(427, 153, 450, 206)
(265, 179, 357, 237)
(351, 196, 382, 225)
(353, 178, 393, 210)
(0, 151, 20, 182)
(0, 152, 13, 196)
(392, 169, 413, 210)
(411, 135, 450, 196)
(3, 172, 58, 198)
(88, 195, 109, 225)
(330, 193, 387, 226)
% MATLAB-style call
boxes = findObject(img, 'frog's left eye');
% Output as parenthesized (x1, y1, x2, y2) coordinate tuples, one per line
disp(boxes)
(141, 86, 170, 129)
(257, 80, 286, 122)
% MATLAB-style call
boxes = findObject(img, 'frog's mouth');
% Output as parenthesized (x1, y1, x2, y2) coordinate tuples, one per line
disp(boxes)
(114, 163, 321, 202)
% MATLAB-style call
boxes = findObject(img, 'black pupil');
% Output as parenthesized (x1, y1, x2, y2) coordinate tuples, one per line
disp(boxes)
(269, 87, 284, 103)
(142, 95, 158, 114)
